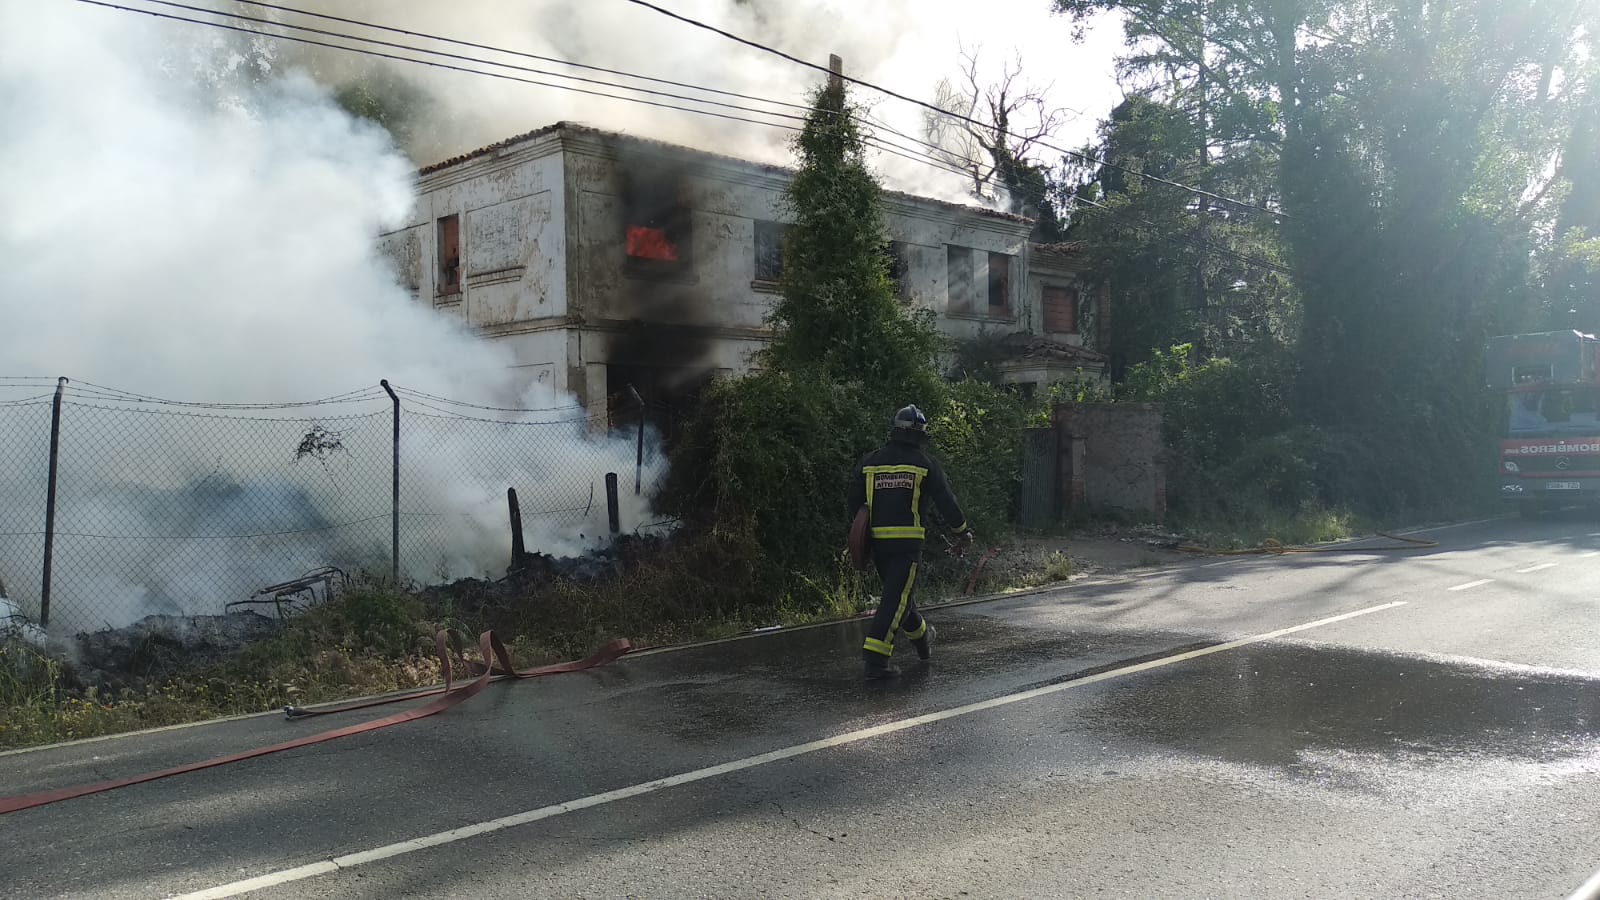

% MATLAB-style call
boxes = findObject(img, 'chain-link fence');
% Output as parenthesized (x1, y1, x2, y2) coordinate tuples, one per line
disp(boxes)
(0, 379, 670, 637)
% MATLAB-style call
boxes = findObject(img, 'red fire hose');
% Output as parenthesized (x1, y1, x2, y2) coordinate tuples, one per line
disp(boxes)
(0, 630, 630, 816)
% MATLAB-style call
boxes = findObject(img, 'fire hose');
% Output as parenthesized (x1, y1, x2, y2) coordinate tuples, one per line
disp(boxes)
(0, 630, 630, 816)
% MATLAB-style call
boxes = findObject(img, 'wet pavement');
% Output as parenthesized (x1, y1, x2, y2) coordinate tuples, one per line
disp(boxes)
(5, 514, 1600, 898)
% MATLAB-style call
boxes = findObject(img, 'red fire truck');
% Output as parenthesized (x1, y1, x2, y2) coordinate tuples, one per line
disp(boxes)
(1487, 330, 1600, 516)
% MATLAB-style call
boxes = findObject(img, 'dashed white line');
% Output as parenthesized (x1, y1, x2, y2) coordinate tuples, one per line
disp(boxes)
(1447, 579, 1494, 592)
(170, 601, 1409, 900)
(1516, 563, 1559, 574)
(1579, 551, 1600, 559)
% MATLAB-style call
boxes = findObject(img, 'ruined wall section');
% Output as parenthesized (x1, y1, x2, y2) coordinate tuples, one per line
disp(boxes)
(882, 197, 1031, 342)
(1053, 402, 1167, 521)
(378, 136, 570, 397)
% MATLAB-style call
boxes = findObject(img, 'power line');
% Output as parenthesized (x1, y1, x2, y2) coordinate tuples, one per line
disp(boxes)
(131, 0, 809, 124)
(80, 0, 1293, 277)
(75, 0, 808, 135)
(230, 0, 816, 114)
(616, 0, 1287, 220)
(855, 120, 1296, 279)
(1070, 193, 1297, 277)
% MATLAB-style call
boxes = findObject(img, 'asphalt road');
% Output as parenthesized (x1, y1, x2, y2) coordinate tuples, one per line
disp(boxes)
(6, 512, 1600, 899)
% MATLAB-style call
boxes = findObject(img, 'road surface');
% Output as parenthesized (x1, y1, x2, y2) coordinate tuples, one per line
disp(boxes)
(5, 513, 1600, 899)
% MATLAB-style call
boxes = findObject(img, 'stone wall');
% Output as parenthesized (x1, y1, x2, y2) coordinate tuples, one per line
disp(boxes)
(1052, 402, 1167, 521)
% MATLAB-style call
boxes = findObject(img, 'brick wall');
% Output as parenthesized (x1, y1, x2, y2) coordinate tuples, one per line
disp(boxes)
(1052, 402, 1167, 521)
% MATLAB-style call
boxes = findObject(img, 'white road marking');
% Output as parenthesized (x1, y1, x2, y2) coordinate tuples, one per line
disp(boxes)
(1201, 560, 1231, 568)
(1447, 579, 1493, 592)
(1579, 551, 1600, 559)
(1565, 863, 1600, 900)
(1392, 515, 1506, 536)
(171, 601, 1408, 900)
(1516, 563, 1559, 574)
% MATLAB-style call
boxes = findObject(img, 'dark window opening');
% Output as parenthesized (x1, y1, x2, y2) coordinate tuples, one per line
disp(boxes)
(754, 220, 788, 283)
(988, 252, 1011, 314)
(1043, 284, 1078, 333)
(884, 241, 909, 297)
(623, 172, 692, 279)
(437, 214, 461, 296)
(947, 245, 972, 312)
(605, 363, 711, 451)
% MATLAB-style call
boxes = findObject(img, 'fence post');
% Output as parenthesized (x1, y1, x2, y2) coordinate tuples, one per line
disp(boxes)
(40, 377, 67, 629)
(627, 384, 644, 496)
(605, 473, 621, 535)
(381, 380, 399, 584)
(507, 487, 526, 568)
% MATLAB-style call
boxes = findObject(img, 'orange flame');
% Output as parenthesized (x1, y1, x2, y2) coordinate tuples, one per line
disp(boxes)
(626, 226, 678, 262)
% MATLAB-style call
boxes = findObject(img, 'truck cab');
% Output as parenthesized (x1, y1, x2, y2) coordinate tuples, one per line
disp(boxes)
(1488, 331, 1600, 516)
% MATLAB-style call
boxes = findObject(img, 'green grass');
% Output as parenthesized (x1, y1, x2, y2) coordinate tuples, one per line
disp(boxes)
(1177, 506, 1357, 551)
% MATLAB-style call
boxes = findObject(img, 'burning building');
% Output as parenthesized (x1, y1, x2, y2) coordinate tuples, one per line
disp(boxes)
(377, 122, 1109, 419)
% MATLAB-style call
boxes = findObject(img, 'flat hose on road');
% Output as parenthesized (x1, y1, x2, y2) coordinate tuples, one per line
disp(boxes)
(1178, 531, 1440, 555)
(0, 630, 630, 816)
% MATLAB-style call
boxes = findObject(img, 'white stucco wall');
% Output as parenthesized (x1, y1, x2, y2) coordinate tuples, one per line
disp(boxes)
(381, 135, 568, 330)
(389, 124, 1096, 405)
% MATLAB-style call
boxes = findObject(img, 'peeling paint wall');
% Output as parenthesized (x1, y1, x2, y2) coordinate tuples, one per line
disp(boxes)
(389, 126, 1106, 410)
(382, 137, 568, 330)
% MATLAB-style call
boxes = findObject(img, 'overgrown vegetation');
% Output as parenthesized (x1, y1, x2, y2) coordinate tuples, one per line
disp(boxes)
(1041, 0, 1599, 539)
(664, 76, 1036, 610)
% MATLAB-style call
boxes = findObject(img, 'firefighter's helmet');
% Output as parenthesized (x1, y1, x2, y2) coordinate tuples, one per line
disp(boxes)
(892, 405, 928, 434)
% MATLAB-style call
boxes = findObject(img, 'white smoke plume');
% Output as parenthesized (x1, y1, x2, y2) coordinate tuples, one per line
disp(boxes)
(0, 0, 1120, 636)
(187, 0, 1121, 206)
(0, 2, 663, 635)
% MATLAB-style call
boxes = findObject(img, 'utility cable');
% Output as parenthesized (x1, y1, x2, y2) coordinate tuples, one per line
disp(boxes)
(617, 0, 1286, 219)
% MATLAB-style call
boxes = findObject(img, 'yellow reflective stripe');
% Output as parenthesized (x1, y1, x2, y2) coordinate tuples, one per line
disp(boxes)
(904, 619, 927, 641)
(870, 526, 925, 539)
(953, 520, 969, 534)
(862, 465, 929, 476)
(863, 637, 894, 657)
(886, 563, 918, 638)
(864, 472, 874, 516)
(911, 470, 925, 531)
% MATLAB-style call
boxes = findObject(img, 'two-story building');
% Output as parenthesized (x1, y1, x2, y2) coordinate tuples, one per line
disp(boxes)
(378, 121, 1108, 421)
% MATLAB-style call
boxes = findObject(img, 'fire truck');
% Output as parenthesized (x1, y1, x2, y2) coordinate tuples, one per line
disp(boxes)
(1487, 330, 1600, 516)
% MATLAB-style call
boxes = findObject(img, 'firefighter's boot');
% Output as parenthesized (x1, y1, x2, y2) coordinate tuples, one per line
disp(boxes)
(863, 650, 900, 680)
(912, 622, 935, 661)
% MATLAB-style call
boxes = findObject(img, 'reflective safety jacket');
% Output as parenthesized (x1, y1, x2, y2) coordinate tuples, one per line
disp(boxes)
(847, 438, 970, 545)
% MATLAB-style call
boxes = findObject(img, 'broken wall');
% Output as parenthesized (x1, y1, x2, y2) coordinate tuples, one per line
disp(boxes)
(1053, 402, 1167, 522)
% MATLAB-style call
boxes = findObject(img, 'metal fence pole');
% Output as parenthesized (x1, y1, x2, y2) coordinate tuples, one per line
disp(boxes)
(40, 377, 67, 628)
(627, 385, 644, 495)
(605, 473, 621, 535)
(381, 379, 399, 584)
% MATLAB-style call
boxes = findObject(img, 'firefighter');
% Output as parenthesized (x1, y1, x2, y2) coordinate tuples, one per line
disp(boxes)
(848, 404, 974, 679)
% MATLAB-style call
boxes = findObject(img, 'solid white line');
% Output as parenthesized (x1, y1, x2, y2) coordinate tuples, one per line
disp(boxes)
(169, 600, 1408, 900)
(1392, 515, 1506, 536)
(1565, 864, 1600, 900)
(1447, 579, 1493, 592)
(1516, 563, 1559, 574)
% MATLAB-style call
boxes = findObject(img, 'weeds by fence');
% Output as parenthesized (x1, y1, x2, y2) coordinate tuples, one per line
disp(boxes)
(0, 378, 669, 637)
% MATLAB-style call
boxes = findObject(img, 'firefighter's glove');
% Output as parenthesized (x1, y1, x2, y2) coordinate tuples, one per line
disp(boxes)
(951, 530, 975, 558)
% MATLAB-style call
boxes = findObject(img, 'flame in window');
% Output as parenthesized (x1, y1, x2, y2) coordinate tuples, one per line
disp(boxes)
(627, 226, 678, 261)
